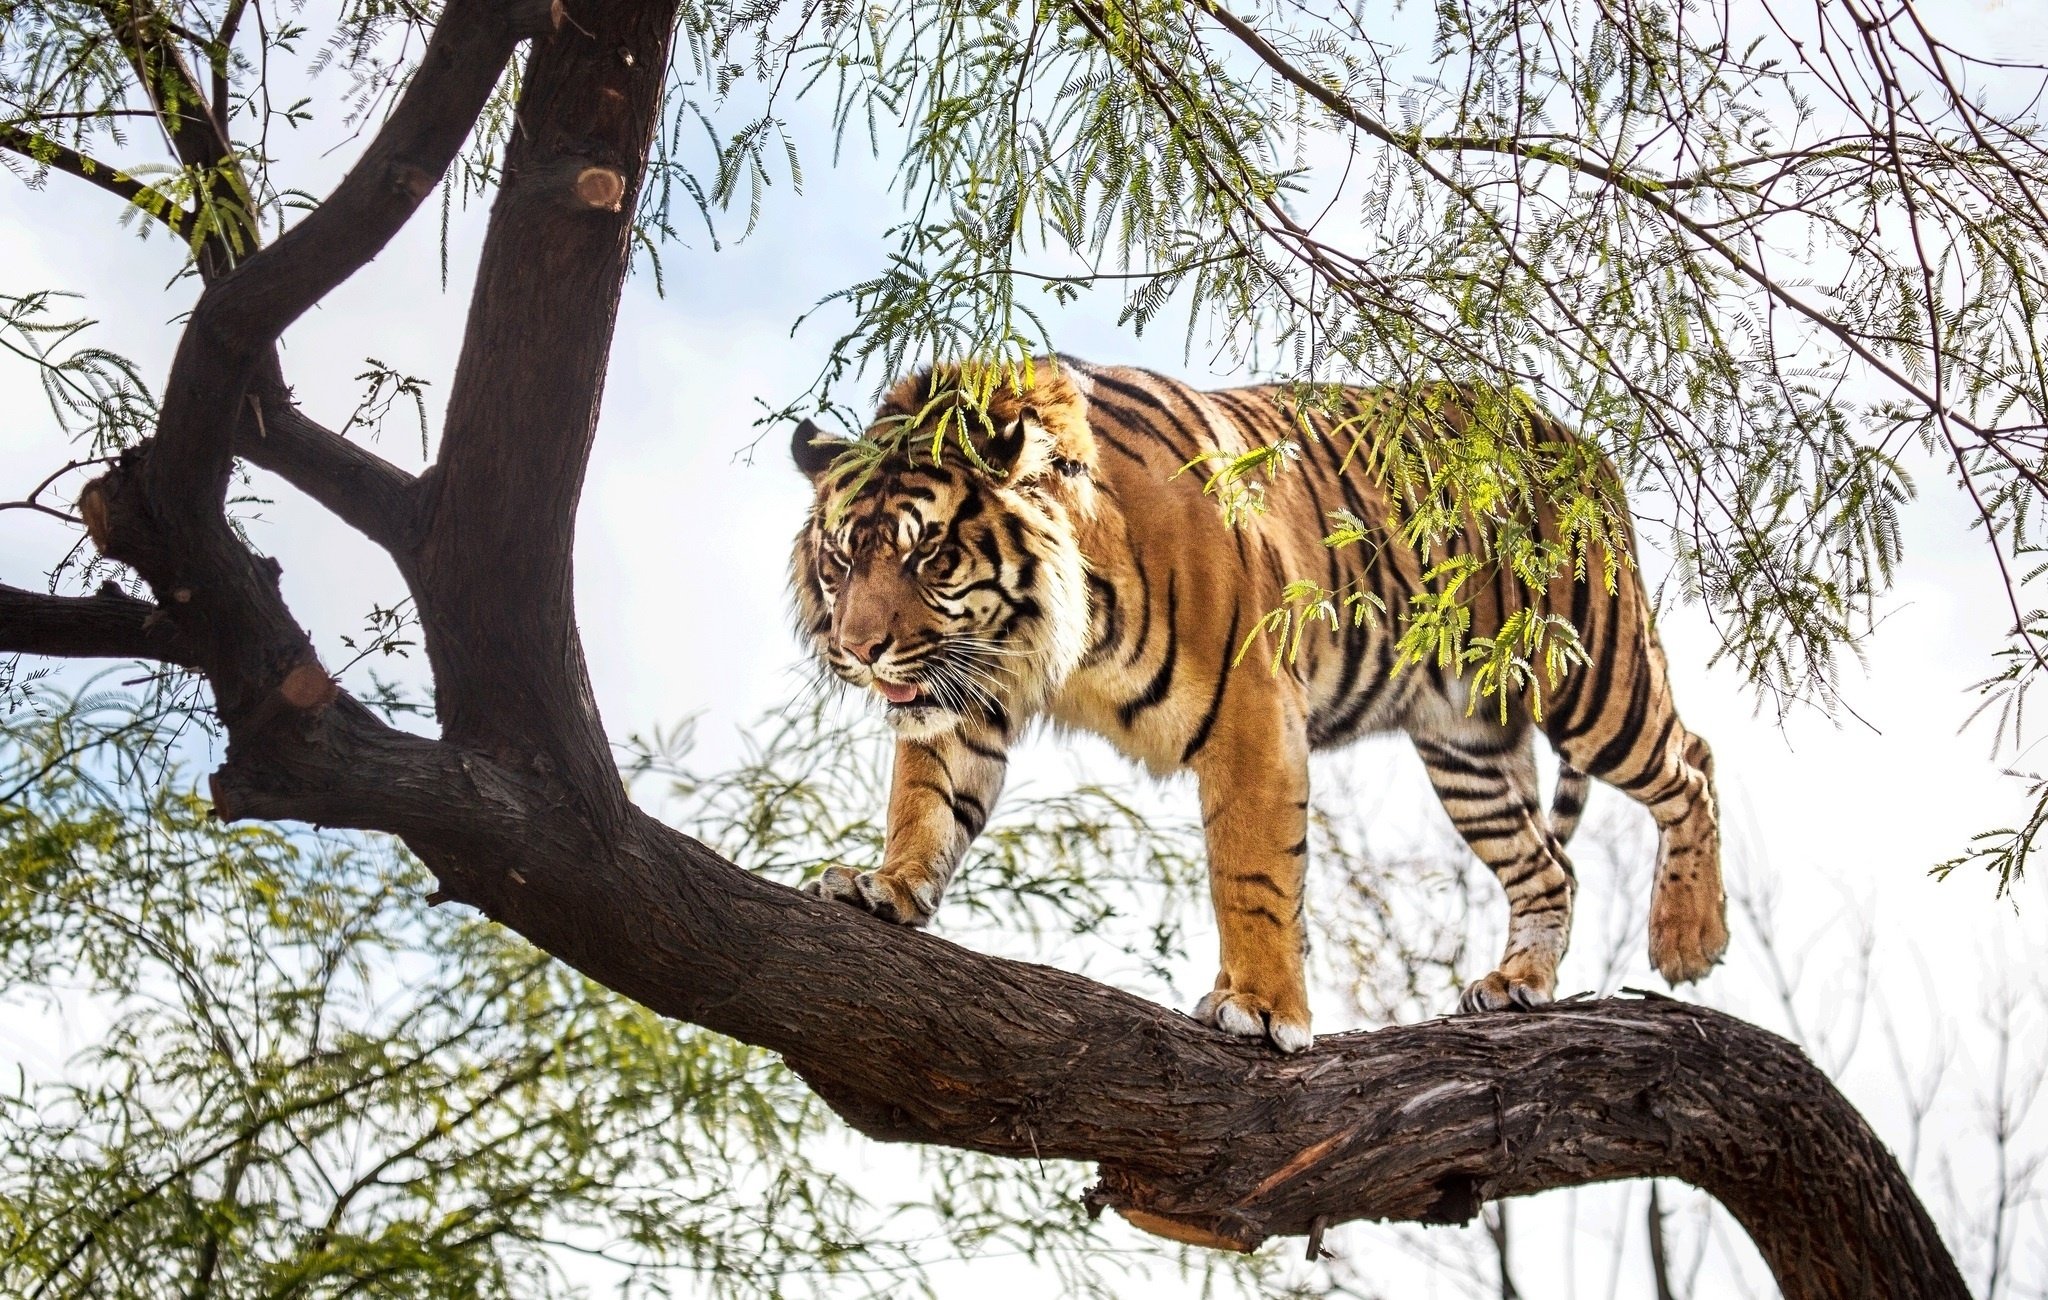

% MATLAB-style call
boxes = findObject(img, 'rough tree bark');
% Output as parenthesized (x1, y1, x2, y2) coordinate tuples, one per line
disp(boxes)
(0, 2, 1971, 1296)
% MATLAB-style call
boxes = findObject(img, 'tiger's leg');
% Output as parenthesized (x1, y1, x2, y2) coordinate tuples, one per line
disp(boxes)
(1557, 716, 1725, 984)
(804, 721, 1008, 926)
(1189, 682, 1314, 1054)
(1416, 727, 1578, 1012)
(1545, 587, 1726, 984)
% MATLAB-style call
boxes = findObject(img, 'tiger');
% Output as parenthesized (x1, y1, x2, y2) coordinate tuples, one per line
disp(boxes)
(788, 357, 1726, 1053)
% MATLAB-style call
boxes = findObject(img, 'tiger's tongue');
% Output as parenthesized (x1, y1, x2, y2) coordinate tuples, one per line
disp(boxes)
(876, 680, 921, 705)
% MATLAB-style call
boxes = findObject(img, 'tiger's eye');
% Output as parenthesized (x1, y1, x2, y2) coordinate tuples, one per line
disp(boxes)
(921, 543, 961, 578)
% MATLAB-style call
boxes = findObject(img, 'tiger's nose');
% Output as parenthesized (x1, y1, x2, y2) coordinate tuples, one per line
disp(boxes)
(841, 631, 893, 665)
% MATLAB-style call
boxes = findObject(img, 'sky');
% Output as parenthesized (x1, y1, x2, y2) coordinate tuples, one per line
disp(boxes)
(5, 1, 2048, 1296)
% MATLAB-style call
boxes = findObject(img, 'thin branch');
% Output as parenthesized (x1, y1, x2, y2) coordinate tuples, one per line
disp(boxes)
(0, 125, 194, 237)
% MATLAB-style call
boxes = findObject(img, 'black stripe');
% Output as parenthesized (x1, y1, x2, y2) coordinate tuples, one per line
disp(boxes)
(1455, 723, 1526, 757)
(1297, 462, 1343, 596)
(951, 791, 988, 836)
(1180, 603, 1244, 764)
(1209, 389, 1288, 445)
(1585, 655, 1653, 775)
(1230, 903, 1289, 927)
(908, 739, 952, 778)
(1559, 583, 1623, 743)
(1086, 376, 1192, 459)
(1610, 710, 1678, 792)
(1494, 859, 1554, 890)
(1124, 537, 1154, 667)
(1455, 811, 1532, 838)
(1089, 424, 1151, 465)
(1546, 565, 1598, 723)
(1301, 400, 1389, 746)
(1489, 551, 1512, 631)
(1118, 575, 1180, 728)
(1083, 572, 1122, 665)
(957, 732, 1009, 764)
(1415, 740, 1500, 782)
(1237, 871, 1291, 896)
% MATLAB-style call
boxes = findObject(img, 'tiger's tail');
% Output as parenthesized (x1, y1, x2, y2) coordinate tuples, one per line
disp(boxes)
(1550, 761, 1591, 846)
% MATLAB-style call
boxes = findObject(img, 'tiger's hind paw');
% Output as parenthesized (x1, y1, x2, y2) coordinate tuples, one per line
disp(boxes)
(1193, 989, 1313, 1054)
(802, 865, 937, 927)
(1649, 895, 1729, 985)
(1457, 969, 1554, 1014)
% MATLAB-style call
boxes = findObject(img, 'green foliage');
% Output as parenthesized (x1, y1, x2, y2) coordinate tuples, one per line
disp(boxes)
(1238, 573, 1387, 677)
(1175, 439, 1303, 528)
(0, 291, 155, 455)
(1, 683, 1324, 1298)
(0, 686, 879, 1299)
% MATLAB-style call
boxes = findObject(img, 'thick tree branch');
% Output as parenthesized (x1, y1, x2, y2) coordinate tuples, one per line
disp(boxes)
(0, 580, 200, 667)
(199, 710, 1966, 1300)
(234, 356, 420, 555)
(412, 0, 679, 815)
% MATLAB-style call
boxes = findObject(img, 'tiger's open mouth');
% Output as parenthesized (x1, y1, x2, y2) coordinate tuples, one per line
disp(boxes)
(875, 679, 922, 706)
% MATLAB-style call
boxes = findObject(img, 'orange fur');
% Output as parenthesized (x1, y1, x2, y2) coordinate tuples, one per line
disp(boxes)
(791, 359, 1725, 1051)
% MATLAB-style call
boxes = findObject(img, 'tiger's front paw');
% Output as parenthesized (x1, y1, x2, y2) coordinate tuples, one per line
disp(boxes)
(1456, 954, 1557, 1014)
(1457, 971, 1551, 1013)
(802, 865, 938, 927)
(1194, 985, 1314, 1055)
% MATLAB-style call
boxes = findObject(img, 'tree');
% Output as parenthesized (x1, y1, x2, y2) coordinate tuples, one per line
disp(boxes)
(0, 0, 2029, 1294)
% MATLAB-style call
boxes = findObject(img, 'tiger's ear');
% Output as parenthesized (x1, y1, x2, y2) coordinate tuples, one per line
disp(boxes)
(977, 406, 1043, 480)
(791, 418, 843, 481)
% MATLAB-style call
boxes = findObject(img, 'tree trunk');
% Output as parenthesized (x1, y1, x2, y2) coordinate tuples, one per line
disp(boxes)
(0, 1, 1971, 1296)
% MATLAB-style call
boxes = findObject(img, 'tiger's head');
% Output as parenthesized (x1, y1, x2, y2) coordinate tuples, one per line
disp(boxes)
(790, 363, 1098, 739)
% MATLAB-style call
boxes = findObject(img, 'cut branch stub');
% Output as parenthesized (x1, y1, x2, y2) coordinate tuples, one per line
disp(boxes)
(73, 448, 324, 728)
(524, 157, 629, 212)
(277, 662, 338, 711)
(573, 165, 625, 211)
